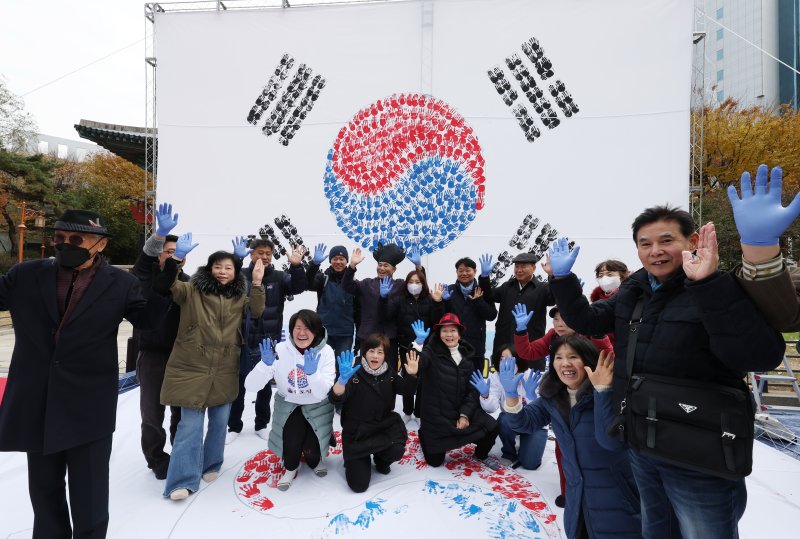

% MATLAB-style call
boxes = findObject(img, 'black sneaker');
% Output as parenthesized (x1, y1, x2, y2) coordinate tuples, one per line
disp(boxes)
(153, 464, 169, 480)
(555, 494, 565, 508)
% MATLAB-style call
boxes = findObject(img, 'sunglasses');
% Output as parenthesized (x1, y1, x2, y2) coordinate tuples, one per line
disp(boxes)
(53, 233, 90, 246)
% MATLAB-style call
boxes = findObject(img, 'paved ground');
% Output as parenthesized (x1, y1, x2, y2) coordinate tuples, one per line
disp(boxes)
(0, 312, 133, 375)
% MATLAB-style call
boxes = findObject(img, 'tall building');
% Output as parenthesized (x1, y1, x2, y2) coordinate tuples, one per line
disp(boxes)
(702, 0, 798, 109)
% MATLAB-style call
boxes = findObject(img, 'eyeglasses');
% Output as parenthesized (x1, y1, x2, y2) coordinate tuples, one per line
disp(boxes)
(53, 233, 87, 246)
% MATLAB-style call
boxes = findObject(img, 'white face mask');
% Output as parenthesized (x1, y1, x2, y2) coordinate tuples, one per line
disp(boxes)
(597, 275, 621, 293)
(407, 283, 423, 296)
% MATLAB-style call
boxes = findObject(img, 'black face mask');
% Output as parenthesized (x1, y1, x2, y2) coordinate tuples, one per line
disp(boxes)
(54, 242, 99, 268)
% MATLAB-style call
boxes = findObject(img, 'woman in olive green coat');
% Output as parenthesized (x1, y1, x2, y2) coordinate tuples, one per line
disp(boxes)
(156, 236, 265, 501)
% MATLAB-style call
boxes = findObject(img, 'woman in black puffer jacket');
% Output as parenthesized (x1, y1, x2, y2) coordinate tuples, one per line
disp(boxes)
(329, 333, 418, 492)
(381, 270, 444, 418)
(410, 313, 498, 468)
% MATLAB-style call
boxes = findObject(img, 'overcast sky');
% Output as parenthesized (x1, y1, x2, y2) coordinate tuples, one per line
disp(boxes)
(1, 0, 350, 142)
(1, 0, 150, 140)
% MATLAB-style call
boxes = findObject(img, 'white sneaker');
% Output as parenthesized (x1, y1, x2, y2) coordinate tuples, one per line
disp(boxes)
(277, 469, 297, 491)
(255, 428, 269, 441)
(169, 488, 190, 501)
(313, 463, 328, 477)
(202, 471, 219, 483)
(225, 431, 239, 445)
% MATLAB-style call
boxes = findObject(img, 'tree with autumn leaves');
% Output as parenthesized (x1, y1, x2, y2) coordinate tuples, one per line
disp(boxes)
(698, 98, 800, 270)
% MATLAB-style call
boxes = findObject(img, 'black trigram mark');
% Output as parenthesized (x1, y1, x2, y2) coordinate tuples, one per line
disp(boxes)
(490, 214, 559, 287)
(521, 38, 554, 80)
(246, 53, 326, 146)
(488, 37, 578, 142)
(549, 80, 579, 117)
(253, 215, 312, 301)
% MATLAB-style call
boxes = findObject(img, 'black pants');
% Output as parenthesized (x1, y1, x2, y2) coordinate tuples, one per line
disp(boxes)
(345, 443, 406, 493)
(420, 425, 499, 467)
(27, 435, 113, 539)
(228, 348, 272, 433)
(399, 346, 421, 416)
(137, 350, 181, 472)
(282, 407, 321, 471)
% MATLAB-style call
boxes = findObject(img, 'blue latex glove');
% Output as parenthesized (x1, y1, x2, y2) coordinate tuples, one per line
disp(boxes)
(411, 320, 430, 344)
(498, 356, 524, 398)
(174, 232, 199, 259)
(469, 370, 490, 397)
(259, 338, 276, 366)
(407, 245, 422, 266)
(336, 350, 360, 385)
(299, 349, 321, 376)
(512, 303, 534, 332)
(231, 236, 252, 259)
(548, 237, 580, 277)
(479, 253, 494, 277)
(155, 202, 179, 237)
(441, 286, 453, 301)
(522, 371, 543, 401)
(312, 243, 328, 265)
(379, 276, 393, 298)
(727, 164, 800, 246)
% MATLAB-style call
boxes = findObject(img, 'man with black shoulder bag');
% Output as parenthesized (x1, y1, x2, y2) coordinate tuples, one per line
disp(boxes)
(547, 205, 785, 539)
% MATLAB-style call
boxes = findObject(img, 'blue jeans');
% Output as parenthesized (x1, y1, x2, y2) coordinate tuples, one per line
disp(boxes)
(229, 349, 272, 432)
(629, 451, 747, 539)
(497, 412, 547, 469)
(164, 403, 231, 497)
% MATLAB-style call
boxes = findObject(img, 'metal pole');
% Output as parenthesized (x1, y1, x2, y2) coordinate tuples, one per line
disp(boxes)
(17, 201, 26, 264)
(40, 224, 46, 259)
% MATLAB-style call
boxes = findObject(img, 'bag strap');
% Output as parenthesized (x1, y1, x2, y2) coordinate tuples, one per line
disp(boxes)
(626, 294, 646, 379)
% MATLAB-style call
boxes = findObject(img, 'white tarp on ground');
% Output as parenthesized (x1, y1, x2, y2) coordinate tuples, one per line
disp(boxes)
(1, 389, 799, 538)
(154, 0, 693, 297)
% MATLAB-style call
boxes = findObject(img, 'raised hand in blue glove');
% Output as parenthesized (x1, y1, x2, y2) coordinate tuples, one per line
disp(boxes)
(522, 371, 542, 401)
(259, 338, 276, 366)
(336, 350, 360, 385)
(299, 348, 321, 375)
(548, 237, 580, 277)
(231, 236, 252, 259)
(155, 202, 179, 237)
(379, 276, 393, 298)
(479, 253, 494, 277)
(441, 285, 453, 301)
(498, 356, 524, 398)
(469, 370, 490, 397)
(174, 232, 199, 260)
(512, 303, 534, 332)
(312, 243, 328, 265)
(407, 244, 422, 266)
(727, 164, 800, 246)
(411, 319, 430, 344)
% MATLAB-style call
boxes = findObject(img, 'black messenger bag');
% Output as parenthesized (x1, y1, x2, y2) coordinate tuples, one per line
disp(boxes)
(617, 296, 755, 481)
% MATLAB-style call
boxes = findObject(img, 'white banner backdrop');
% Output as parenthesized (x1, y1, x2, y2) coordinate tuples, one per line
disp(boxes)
(155, 0, 692, 305)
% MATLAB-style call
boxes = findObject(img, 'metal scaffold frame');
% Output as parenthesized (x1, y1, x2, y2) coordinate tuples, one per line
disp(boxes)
(690, 2, 706, 227)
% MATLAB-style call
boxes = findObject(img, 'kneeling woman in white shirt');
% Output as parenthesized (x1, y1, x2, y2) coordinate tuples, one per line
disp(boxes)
(245, 309, 336, 490)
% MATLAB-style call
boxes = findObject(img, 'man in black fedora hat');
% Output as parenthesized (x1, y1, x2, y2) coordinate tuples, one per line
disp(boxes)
(0, 208, 169, 538)
(488, 251, 554, 357)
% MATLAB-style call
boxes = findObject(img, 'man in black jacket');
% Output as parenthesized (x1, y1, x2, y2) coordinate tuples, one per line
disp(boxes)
(547, 205, 785, 538)
(131, 203, 189, 480)
(489, 252, 554, 357)
(0, 209, 168, 539)
(442, 256, 498, 360)
(227, 238, 307, 443)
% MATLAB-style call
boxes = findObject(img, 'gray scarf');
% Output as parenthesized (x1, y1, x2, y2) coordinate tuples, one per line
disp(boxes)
(360, 357, 389, 377)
